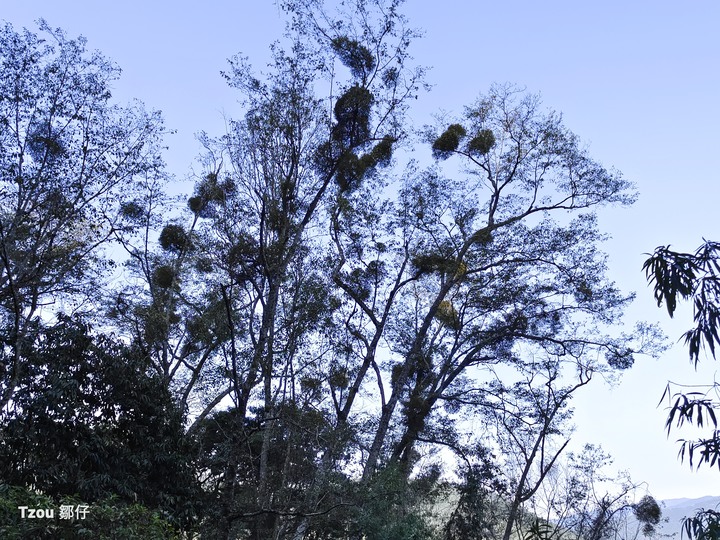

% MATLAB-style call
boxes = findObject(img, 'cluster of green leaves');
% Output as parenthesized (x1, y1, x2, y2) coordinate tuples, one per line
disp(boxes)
(430, 123, 496, 160)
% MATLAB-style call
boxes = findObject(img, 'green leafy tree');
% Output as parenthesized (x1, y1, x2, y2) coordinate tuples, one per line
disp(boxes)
(0, 316, 201, 531)
(187, 4, 662, 534)
(305, 78, 664, 538)
(0, 7, 667, 540)
(444, 454, 506, 540)
(185, 0, 423, 537)
(0, 20, 166, 412)
(109, 171, 232, 422)
(349, 83, 660, 485)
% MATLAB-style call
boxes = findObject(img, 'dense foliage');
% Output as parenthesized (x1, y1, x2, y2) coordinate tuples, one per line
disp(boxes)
(0, 3, 667, 539)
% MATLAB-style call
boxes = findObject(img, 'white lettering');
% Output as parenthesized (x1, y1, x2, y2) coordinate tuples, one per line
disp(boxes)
(17, 506, 55, 519)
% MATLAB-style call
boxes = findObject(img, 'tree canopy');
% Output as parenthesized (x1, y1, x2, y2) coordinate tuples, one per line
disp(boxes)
(0, 3, 666, 539)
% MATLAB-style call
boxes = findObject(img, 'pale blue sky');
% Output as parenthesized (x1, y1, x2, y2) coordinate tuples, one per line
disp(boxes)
(4, 1, 719, 500)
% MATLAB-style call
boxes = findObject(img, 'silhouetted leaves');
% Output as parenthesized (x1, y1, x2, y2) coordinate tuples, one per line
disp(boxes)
(432, 123, 467, 159)
(331, 36, 376, 80)
(683, 509, 720, 540)
(159, 224, 191, 253)
(643, 241, 720, 364)
(646, 239, 720, 501)
(633, 495, 662, 536)
(333, 85, 374, 149)
(468, 129, 495, 155)
(0, 19, 166, 412)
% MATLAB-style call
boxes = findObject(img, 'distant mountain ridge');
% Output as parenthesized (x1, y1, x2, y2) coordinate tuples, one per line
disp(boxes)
(656, 495, 720, 538)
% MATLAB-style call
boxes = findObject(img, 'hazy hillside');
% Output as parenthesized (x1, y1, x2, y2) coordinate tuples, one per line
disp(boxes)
(656, 496, 720, 538)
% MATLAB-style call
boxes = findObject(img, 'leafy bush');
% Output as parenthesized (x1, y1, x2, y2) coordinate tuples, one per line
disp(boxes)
(0, 486, 181, 539)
